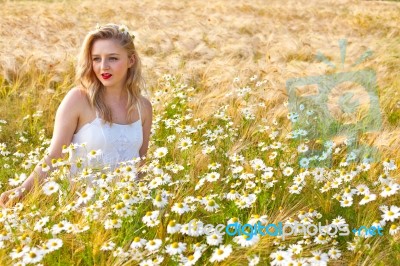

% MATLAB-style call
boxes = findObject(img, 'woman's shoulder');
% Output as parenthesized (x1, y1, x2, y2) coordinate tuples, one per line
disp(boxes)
(65, 87, 90, 102)
(138, 95, 152, 113)
(137, 95, 153, 122)
(60, 87, 90, 111)
(138, 95, 152, 108)
(68, 86, 88, 98)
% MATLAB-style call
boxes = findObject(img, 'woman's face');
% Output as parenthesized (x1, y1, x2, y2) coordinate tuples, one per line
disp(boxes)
(91, 39, 134, 91)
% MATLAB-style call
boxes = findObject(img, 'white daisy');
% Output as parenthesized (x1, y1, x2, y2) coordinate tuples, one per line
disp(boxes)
(247, 214, 268, 225)
(34, 216, 50, 232)
(171, 202, 190, 215)
(381, 205, 400, 222)
(180, 251, 202, 266)
(45, 238, 63, 251)
(380, 183, 399, 198)
(167, 220, 181, 234)
(87, 149, 102, 160)
(205, 172, 220, 182)
(41, 162, 50, 172)
(383, 159, 397, 171)
(166, 135, 176, 143)
(130, 237, 147, 249)
(10, 245, 30, 260)
(297, 143, 309, 153)
(203, 199, 219, 212)
(183, 220, 204, 237)
(233, 234, 260, 247)
(389, 224, 400, 235)
(289, 184, 302, 194)
(76, 187, 95, 205)
(42, 181, 60, 196)
(154, 147, 168, 158)
(248, 255, 260, 266)
(153, 193, 168, 208)
(270, 250, 293, 266)
(145, 239, 162, 252)
(288, 244, 303, 255)
(142, 211, 160, 224)
(328, 247, 342, 259)
(202, 145, 216, 155)
(357, 162, 371, 172)
(165, 242, 186, 256)
(208, 162, 221, 170)
(226, 217, 241, 225)
(282, 167, 294, 176)
(340, 196, 353, 207)
(309, 250, 329, 265)
(206, 233, 223, 246)
(178, 137, 193, 151)
(331, 216, 347, 226)
(22, 247, 45, 264)
(209, 244, 233, 263)
(101, 240, 116, 251)
(51, 220, 72, 234)
(104, 219, 122, 229)
(355, 184, 370, 195)
(359, 193, 376, 205)
(8, 173, 27, 186)
(250, 158, 266, 171)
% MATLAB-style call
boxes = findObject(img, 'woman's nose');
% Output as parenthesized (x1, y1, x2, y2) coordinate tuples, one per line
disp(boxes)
(101, 60, 109, 70)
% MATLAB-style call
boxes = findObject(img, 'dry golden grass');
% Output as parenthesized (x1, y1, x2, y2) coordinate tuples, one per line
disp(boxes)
(0, 1, 399, 264)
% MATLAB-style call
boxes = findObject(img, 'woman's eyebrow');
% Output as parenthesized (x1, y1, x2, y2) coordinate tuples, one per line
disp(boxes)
(91, 53, 120, 56)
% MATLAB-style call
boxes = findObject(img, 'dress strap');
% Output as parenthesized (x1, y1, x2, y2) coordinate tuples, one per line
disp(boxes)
(95, 109, 99, 118)
(136, 101, 142, 121)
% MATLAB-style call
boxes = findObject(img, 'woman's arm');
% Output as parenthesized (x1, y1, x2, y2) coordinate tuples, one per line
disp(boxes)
(137, 96, 153, 180)
(0, 88, 83, 207)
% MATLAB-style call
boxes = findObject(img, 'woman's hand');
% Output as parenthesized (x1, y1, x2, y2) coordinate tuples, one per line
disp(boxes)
(0, 186, 25, 208)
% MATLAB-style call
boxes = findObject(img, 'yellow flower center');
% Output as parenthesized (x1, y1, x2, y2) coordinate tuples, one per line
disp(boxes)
(169, 221, 176, 226)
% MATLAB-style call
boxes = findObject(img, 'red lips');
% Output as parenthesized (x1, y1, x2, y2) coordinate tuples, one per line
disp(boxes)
(101, 73, 112, 79)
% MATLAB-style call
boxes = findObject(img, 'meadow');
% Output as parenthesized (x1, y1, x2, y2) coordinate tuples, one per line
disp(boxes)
(0, 0, 399, 265)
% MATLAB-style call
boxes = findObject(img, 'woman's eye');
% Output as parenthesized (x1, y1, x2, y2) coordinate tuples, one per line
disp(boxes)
(92, 57, 118, 62)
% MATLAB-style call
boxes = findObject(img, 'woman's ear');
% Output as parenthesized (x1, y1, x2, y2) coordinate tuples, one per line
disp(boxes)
(128, 54, 135, 68)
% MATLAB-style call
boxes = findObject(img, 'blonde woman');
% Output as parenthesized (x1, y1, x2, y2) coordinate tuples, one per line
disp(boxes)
(0, 23, 153, 207)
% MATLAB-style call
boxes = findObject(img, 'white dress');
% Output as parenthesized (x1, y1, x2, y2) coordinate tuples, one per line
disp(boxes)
(68, 101, 143, 175)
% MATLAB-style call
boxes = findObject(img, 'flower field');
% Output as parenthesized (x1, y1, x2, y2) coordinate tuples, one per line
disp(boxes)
(0, 0, 399, 265)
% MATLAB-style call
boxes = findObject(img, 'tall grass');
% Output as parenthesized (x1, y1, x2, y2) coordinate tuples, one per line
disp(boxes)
(0, 0, 399, 265)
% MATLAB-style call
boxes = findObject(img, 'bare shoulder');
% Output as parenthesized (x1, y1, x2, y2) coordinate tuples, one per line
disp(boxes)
(61, 87, 90, 112)
(139, 95, 153, 121)
(139, 95, 152, 110)
(66, 87, 89, 103)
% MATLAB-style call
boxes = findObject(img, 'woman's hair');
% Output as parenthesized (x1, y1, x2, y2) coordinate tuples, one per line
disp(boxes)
(74, 23, 144, 124)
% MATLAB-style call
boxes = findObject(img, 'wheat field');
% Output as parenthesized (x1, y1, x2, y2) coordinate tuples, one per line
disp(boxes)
(0, 0, 399, 265)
